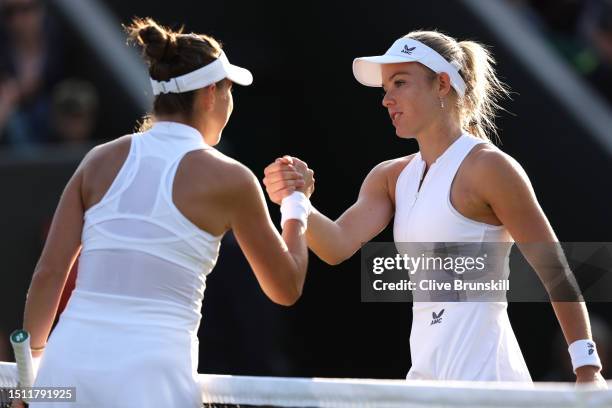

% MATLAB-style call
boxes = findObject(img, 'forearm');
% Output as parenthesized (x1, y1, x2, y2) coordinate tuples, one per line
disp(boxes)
(306, 207, 355, 265)
(23, 270, 67, 354)
(521, 244, 595, 341)
(551, 301, 592, 345)
(551, 301, 604, 378)
(281, 220, 309, 295)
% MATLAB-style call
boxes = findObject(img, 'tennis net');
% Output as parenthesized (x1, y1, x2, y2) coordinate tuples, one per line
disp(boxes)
(1, 361, 612, 407)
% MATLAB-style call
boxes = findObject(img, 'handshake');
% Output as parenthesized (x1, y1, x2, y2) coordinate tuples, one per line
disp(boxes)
(263, 155, 315, 205)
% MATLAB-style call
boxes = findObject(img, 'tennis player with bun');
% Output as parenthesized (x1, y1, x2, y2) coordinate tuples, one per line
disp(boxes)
(14, 18, 312, 407)
(264, 31, 606, 386)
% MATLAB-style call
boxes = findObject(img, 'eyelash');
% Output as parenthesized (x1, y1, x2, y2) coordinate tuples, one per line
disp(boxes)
(382, 80, 406, 95)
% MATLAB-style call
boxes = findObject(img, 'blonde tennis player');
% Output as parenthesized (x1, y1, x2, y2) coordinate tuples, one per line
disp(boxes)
(15, 18, 312, 407)
(263, 31, 606, 386)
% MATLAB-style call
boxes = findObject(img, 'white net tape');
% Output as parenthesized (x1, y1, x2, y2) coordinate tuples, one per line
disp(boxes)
(2, 361, 612, 407)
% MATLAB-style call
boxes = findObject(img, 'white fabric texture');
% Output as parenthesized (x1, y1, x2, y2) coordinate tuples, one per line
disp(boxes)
(32, 122, 223, 407)
(393, 133, 532, 382)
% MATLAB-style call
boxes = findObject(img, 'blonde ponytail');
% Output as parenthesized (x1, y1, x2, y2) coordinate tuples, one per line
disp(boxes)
(405, 31, 510, 141)
(457, 41, 510, 141)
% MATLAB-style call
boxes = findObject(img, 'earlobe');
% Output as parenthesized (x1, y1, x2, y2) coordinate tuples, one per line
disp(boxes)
(208, 84, 216, 110)
(200, 85, 216, 111)
(438, 73, 452, 97)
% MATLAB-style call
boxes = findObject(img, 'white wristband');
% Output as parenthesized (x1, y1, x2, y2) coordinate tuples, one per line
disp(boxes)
(568, 339, 602, 373)
(280, 191, 311, 229)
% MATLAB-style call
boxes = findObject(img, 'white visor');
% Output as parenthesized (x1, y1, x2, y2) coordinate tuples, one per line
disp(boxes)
(150, 51, 253, 95)
(353, 38, 466, 97)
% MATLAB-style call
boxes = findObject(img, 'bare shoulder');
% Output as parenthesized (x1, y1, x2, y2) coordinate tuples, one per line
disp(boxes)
(180, 148, 260, 197)
(365, 153, 418, 205)
(80, 135, 133, 207)
(462, 144, 532, 202)
(82, 135, 132, 174)
(371, 153, 418, 180)
(466, 144, 528, 182)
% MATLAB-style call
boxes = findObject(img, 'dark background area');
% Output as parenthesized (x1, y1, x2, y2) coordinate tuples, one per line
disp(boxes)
(1, 0, 611, 381)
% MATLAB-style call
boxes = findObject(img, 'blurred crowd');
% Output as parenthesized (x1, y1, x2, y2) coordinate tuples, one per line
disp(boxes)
(0, 0, 99, 149)
(1, 0, 610, 151)
(508, 0, 612, 104)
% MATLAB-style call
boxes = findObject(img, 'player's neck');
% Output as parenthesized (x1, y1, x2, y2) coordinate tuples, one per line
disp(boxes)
(415, 120, 463, 168)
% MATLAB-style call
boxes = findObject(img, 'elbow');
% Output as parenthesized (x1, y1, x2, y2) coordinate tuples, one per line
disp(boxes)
(326, 257, 343, 266)
(323, 253, 348, 266)
(277, 297, 299, 307)
(274, 278, 304, 307)
(29, 265, 65, 292)
(31, 265, 56, 284)
(316, 243, 354, 266)
(273, 288, 302, 307)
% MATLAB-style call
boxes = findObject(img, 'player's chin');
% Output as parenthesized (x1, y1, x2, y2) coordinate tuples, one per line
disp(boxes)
(209, 132, 222, 146)
(394, 128, 415, 139)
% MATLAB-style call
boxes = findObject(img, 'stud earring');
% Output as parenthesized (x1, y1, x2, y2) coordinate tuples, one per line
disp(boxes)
(440, 98, 445, 109)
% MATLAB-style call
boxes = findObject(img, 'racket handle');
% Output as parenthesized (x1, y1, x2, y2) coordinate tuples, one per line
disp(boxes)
(10, 330, 34, 388)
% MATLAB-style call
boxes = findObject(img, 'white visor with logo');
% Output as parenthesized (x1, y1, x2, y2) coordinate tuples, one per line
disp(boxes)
(150, 51, 253, 95)
(353, 38, 466, 97)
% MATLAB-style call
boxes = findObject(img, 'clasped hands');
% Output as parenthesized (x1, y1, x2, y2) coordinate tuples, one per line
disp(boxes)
(263, 156, 315, 204)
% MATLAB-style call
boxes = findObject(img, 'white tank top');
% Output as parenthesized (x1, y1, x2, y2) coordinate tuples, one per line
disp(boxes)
(393, 133, 531, 381)
(394, 133, 511, 243)
(77, 121, 223, 327)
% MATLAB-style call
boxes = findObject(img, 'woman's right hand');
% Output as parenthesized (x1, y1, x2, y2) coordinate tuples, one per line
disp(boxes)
(11, 399, 26, 408)
(263, 156, 315, 205)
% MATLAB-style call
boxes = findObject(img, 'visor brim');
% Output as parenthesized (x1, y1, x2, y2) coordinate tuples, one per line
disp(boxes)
(352, 55, 418, 87)
(226, 64, 253, 86)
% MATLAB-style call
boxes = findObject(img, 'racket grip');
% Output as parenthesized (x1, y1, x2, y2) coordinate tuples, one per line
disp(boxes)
(9, 330, 35, 388)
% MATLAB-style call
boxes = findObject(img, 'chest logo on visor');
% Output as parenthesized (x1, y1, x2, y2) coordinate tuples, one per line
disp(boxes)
(401, 45, 416, 55)
(430, 309, 445, 325)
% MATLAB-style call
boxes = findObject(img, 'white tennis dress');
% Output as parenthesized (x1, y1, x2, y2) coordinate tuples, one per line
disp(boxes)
(33, 122, 223, 407)
(393, 133, 532, 382)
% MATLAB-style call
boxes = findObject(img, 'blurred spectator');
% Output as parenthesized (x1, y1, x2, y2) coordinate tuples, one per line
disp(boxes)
(580, 0, 612, 63)
(507, 0, 612, 103)
(526, 0, 584, 34)
(50, 79, 98, 145)
(543, 314, 611, 381)
(578, 0, 612, 100)
(0, 0, 65, 147)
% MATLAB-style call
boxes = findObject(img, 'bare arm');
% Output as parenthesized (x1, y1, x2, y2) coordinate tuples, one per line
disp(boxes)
(265, 159, 395, 265)
(23, 154, 88, 356)
(476, 148, 602, 383)
(228, 165, 308, 306)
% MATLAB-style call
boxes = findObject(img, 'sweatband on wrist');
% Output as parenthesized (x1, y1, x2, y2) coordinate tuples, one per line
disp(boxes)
(280, 192, 311, 229)
(568, 339, 602, 373)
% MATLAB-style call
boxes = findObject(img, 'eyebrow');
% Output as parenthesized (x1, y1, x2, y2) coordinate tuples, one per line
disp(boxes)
(386, 71, 413, 82)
